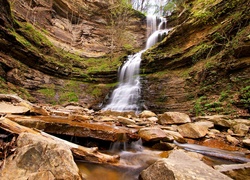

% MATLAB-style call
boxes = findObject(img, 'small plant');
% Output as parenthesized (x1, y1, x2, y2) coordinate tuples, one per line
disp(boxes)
(239, 86, 250, 107)
(219, 91, 229, 102)
(194, 96, 206, 116)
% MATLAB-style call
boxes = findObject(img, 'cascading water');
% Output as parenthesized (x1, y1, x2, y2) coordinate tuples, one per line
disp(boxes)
(103, 16, 170, 112)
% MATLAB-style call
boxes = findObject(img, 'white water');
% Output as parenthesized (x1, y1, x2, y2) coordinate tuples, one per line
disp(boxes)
(103, 16, 170, 112)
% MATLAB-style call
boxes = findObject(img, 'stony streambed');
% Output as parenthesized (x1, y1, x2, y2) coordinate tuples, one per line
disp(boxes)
(0, 94, 249, 179)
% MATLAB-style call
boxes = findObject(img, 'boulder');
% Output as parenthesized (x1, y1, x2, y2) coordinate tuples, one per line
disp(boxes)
(195, 120, 214, 129)
(195, 115, 233, 128)
(163, 130, 186, 143)
(147, 116, 158, 123)
(152, 141, 175, 150)
(138, 127, 172, 142)
(226, 135, 240, 145)
(157, 112, 191, 125)
(214, 162, 250, 180)
(139, 110, 157, 118)
(177, 123, 208, 139)
(117, 116, 136, 125)
(243, 139, 250, 147)
(232, 124, 249, 136)
(0, 132, 82, 180)
(139, 150, 232, 180)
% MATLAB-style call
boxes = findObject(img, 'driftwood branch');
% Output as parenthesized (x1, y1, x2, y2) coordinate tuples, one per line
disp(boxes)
(0, 117, 119, 164)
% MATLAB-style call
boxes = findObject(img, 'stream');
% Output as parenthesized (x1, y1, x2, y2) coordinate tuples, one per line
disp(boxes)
(76, 139, 250, 180)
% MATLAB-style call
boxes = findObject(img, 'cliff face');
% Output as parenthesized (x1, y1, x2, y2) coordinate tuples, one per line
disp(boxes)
(141, 0, 250, 116)
(1, 0, 249, 116)
(10, 0, 145, 57)
(0, 0, 145, 107)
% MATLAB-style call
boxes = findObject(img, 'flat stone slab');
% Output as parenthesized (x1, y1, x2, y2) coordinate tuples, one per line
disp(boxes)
(0, 102, 29, 114)
(140, 150, 232, 180)
(7, 115, 139, 142)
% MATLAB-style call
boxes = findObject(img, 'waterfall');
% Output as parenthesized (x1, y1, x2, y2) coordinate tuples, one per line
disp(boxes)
(103, 16, 170, 112)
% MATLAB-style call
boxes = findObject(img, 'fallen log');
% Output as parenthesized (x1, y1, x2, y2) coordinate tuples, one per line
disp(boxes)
(0, 117, 119, 164)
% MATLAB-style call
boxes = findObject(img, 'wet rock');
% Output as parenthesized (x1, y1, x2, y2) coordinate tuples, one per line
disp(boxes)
(0, 132, 82, 180)
(138, 127, 172, 142)
(139, 110, 157, 118)
(232, 124, 249, 137)
(157, 112, 191, 125)
(140, 150, 231, 180)
(177, 123, 208, 139)
(226, 135, 240, 145)
(214, 162, 250, 180)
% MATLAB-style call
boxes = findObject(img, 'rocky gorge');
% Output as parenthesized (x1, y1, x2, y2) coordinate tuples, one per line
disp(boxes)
(0, 0, 248, 116)
(0, 94, 249, 179)
(0, 0, 250, 179)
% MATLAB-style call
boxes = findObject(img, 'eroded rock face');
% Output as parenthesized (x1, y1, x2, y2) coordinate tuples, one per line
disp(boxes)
(10, 0, 145, 58)
(140, 150, 232, 180)
(141, 0, 250, 116)
(0, 132, 82, 180)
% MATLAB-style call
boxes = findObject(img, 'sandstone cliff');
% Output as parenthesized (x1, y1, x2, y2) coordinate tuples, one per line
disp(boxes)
(141, 0, 250, 116)
(0, 0, 249, 116)
(0, 0, 145, 107)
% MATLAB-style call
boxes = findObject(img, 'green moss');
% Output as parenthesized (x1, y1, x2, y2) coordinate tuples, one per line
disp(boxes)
(38, 88, 56, 98)
(60, 92, 78, 102)
(191, 43, 214, 64)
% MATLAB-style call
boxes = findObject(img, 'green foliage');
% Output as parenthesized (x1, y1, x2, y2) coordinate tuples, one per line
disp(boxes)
(194, 96, 206, 116)
(19, 22, 53, 48)
(219, 91, 229, 102)
(60, 92, 78, 102)
(204, 101, 222, 109)
(191, 43, 213, 64)
(239, 86, 250, 106)
(38, 87, 56, 99)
